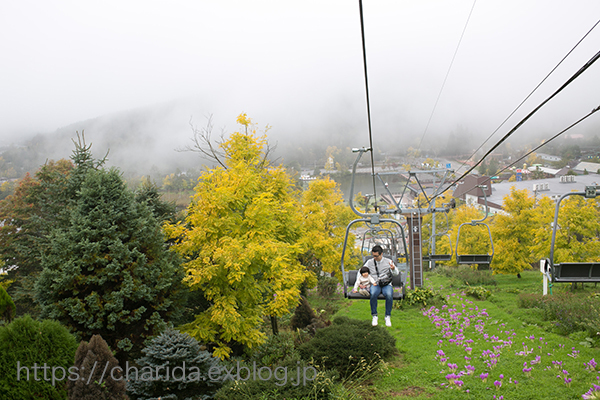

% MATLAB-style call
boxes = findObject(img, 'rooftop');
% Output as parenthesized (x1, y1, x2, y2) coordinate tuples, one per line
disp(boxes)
(487, 174, 600, 206)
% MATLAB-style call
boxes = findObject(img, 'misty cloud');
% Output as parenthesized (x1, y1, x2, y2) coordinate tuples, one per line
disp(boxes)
(1, 0, 599, 169)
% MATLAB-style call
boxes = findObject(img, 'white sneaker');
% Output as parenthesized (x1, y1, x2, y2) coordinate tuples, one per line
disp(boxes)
(385, 316, 392, 327)
(372, 316, 378, 326)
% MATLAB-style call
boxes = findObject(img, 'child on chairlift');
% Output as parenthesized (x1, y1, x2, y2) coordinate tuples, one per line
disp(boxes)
(352, 266, 377, 297)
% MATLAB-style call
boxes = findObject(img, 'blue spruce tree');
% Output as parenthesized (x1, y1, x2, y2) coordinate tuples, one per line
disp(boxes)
(36, 165, 184, 363)
(128, 329, 225, 400)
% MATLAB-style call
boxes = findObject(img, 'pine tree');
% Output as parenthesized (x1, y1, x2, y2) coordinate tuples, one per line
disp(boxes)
(290, 295, 316, 331)
(68, 334, 127, 400)
(127, 329, 225, 400)
(36, 167, 184, 362)
(135, 179, 177, 222)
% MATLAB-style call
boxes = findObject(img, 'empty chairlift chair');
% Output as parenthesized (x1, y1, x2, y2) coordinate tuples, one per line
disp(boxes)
(545, 186, 600, 284)
(423, 213, 453, 263)
(455, 185, 494, 267)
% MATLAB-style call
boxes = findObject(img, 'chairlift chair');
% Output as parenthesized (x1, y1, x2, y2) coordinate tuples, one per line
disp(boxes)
(343, 222, 408, 300)
(424, 234, 453, 262)
(423, 212, 453, 262)
(544, 186, 600, 284)
(340, 148, 408, 300)
(455, 185, 494, 267)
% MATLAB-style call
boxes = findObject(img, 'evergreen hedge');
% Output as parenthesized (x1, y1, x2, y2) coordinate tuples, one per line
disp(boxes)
(0, 316, 77, 399)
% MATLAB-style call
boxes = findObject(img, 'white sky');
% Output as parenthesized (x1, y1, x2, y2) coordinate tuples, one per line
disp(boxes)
(1, 0, 600, 150)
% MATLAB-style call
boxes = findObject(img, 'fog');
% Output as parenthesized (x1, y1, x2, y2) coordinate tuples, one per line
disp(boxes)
(1, 0, 600, 172)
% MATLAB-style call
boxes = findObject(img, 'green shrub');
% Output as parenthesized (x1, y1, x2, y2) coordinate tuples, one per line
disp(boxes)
(518, 292, 600, 336)
(395, 286, 446, 309)
(462, 285, 492, 300)
(435, 265, 497, 286)
(246, 331, 301, 367)
(0, 285, 15, 323)
(214, 359, 338, 400)
(517, 293, 545, 309)
(298, 316, 396, 378)
(542, 293, 600, 336)
(0, 315, 78, 399)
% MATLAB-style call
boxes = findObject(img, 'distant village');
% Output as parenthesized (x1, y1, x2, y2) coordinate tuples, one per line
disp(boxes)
(299, 147, 600, 215)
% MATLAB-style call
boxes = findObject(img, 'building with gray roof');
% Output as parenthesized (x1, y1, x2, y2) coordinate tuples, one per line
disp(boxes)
(574, 161, 600, 174)
(486, 174, 600, 213)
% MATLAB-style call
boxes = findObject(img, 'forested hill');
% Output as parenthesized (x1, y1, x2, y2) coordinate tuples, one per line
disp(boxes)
(1, 100, 204, 179)
(0, 98, 363, 180)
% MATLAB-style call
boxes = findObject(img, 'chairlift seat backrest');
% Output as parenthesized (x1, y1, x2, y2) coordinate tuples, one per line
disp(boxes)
(457, 254, 493, 265)
(428, 254, 453, 262)
(553, 262, 600, 282)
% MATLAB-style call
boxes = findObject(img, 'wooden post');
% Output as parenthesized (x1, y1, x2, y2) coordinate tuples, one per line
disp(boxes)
(408, 214, 423, 288)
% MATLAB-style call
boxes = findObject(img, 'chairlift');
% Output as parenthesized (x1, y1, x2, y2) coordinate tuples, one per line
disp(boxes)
(340, 148, 408, 300)
(543, 186, 600, 287)
(455, 185, 494, 266)
(342, 219, 409, 300)
(423, 212, 453, 262)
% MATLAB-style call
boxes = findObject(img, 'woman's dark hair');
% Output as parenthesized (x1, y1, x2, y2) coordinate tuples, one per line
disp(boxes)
(359, 266, 370, 274)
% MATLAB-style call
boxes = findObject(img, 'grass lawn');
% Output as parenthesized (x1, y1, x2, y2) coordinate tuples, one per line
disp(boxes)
(331, 269, 600, 399)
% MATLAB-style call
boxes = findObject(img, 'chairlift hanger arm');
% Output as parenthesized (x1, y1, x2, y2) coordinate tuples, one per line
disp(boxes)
(340, 216, 409, 297)
(340, 217, 372, 297)
(456, 221, 494, 257)
(470, 185, 491, 224)
(411, 172, 431, 204)
(375, 173, 402, 212)
(348, 148, 373, 218)
(431, 170, 454, 199)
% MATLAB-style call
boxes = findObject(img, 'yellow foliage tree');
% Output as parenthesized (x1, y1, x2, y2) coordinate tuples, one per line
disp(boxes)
(165, 117, 310, 359)
(299, 177, 356, 277)
(492, 187, 537, 274)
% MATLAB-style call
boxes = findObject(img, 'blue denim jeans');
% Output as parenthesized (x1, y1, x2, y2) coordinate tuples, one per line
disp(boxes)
(370, 283, 393, 317)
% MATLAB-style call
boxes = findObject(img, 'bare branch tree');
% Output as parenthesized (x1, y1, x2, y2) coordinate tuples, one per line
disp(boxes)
(177, 115, 228, 169)
(177, 114, 280, 170)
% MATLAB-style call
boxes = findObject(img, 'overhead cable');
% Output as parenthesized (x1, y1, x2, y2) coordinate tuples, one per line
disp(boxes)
(454, 18, 600, 176)
(358, 0, 378, 210)
(494, 105, 600, 179)
(417, 0, 477, 150)
(436, 47, 600, 198)
(449, 105, 600, 199)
